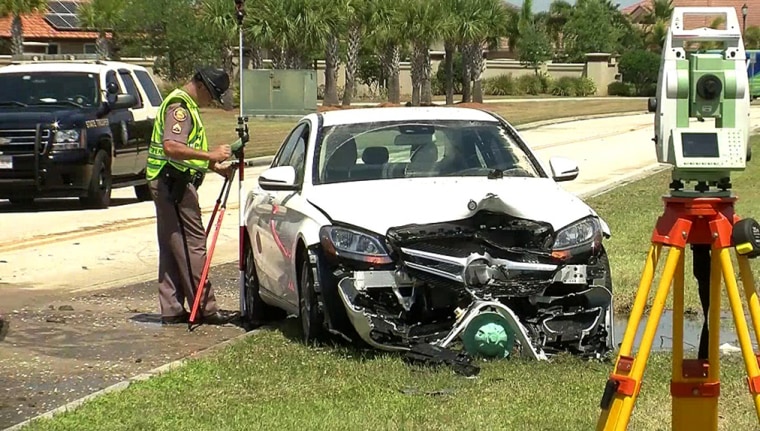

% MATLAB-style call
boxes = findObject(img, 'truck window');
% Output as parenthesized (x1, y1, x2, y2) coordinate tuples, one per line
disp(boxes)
(118, 70, 143, 109)
(0, 72, 99, 108)
(133, 69, 163, 107)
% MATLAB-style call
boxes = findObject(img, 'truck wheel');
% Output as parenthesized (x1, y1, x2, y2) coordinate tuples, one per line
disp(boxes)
(81, 150, 112, 209)
(134, 183, 152, 202)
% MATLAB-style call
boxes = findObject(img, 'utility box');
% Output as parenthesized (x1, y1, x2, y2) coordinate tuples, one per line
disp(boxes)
(241, 69, 317, 117)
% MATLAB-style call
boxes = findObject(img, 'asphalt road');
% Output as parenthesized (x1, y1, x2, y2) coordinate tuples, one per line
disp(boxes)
(1, 108, 760, 429)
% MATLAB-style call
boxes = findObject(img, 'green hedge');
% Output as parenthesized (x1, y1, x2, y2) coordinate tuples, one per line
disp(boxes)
(481, 73, 596, 97)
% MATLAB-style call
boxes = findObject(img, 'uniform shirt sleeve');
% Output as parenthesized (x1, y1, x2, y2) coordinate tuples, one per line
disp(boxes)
(162, 102, 192, 145)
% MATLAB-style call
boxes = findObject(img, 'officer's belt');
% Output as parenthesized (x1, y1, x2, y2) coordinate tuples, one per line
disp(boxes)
(160, 164, 205, 189)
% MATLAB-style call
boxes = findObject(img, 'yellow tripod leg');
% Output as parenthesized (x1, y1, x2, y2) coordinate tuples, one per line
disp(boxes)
(597, 244, 676, 431)
(671, 248, 721, 431)
(721, 249, 760, 421)
(737, 255, 760, 354)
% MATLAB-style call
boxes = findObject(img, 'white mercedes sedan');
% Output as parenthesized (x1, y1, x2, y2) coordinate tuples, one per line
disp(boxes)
(241, 106, 615, 361)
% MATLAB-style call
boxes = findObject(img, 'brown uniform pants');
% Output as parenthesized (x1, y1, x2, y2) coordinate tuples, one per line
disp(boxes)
(149, 176, 218, 318)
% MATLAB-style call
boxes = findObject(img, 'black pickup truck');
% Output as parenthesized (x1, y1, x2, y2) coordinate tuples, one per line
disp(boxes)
(0, 54, 164, 209)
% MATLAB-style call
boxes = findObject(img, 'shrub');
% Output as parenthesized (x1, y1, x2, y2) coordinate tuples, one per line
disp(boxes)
(482, 73, 515, 96)
(607, 81, 631, 96)
(574, 77, 597, 96)
(618, 49, 660, 96)
(550, 76, 577, 96)
(515, 74, 543, 95)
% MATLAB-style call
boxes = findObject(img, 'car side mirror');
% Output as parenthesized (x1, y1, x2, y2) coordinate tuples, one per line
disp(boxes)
(97, 93, 137, 118)
(258, 166, 298, 191)
(549, 157, 579, 182)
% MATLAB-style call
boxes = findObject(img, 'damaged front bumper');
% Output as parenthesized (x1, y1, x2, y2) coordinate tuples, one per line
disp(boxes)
(335, 249, 614, 360)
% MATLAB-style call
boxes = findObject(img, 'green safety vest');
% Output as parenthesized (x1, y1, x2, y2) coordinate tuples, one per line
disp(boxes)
(145, 88, 209, 181)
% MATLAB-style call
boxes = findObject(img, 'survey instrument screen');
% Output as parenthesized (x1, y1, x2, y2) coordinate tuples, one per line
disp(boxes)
(681, 132, 720, 158)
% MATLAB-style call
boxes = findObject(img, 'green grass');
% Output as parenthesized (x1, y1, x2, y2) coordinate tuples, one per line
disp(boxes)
(587, 135, 760, 316)
(21, 119, 760, 431)
(18, 326, 760, 431)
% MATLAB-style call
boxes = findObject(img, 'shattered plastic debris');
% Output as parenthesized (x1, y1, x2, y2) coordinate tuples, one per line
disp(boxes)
(402, 342, 481, 377)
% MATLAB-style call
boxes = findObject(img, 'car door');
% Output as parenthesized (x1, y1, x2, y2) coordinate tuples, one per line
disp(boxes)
(266, 121, 311, 306)
(116, 68, 150, 176)
(253, 121, 308, 301)
(104, 69, 134, 177)
(131, 69, 163, 174)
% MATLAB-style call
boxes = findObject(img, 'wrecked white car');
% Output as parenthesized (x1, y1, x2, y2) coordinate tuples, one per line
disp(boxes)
(241, 106, 615, 364)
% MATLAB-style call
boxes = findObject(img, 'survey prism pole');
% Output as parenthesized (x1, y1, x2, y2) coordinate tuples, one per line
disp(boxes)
(233, 0, 249, 318)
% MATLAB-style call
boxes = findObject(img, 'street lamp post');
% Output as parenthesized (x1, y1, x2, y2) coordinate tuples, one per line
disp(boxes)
(742, 3, 748, 34)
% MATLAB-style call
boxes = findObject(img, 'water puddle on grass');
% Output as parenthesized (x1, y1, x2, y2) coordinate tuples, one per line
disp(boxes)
(612, 309, 760, 352)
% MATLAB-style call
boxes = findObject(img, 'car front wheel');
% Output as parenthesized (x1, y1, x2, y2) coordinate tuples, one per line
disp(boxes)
(299, 250, 325, 345)
(242, 238, 284, 331)
(80, 150, 112, 209)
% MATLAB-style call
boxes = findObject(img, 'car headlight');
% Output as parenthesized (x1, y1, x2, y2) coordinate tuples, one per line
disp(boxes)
(52, 129, 83, 150)
(552, 216, 602, 251)
(319, 225, 392, 265)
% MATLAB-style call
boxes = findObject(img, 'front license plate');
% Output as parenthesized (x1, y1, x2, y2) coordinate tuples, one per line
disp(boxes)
(0, 156, 11, 169)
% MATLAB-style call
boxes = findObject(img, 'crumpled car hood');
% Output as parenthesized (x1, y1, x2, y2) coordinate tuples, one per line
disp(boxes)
(307, 177, 602, 236)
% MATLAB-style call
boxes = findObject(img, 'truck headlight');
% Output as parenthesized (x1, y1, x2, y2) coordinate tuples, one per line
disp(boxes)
(552, 216, 602, 252)
(52, 129, 83, 150)
(319, 225, 392, 265)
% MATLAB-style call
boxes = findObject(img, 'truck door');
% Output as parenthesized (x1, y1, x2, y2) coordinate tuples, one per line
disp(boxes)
(104, 69, 134, 177)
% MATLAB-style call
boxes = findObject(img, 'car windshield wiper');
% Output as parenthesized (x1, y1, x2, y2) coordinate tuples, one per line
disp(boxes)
(30, 100, 84, 108)
(0, 101, 27, 107)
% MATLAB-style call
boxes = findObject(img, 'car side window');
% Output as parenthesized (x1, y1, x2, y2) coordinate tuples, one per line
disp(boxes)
(133, 70, 163, 107)
(272, 123, 307, 168)
(117, 69, 143, 109)
(283, 124, 309, 185)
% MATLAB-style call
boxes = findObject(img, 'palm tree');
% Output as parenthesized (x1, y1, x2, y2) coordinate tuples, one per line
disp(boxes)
(342, 0, 375, 106)
(466, 0, 509, 103)
(373, 0, 405, 104)
(199, 0, 239, 77)
(0, 0, 49, 56)
(547, 0, 573, 56)
(400, 0, 446, 105)
(77, 0, 126, 60)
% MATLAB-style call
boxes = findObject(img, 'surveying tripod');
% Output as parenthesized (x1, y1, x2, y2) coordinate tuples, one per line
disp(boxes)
(596, 182, 760, 431)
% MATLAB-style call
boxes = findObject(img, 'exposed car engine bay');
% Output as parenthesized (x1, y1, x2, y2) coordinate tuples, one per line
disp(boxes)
(327, 204, 615, 369)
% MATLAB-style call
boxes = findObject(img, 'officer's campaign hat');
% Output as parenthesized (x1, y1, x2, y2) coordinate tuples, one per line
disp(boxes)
(195, 67, 229, 104)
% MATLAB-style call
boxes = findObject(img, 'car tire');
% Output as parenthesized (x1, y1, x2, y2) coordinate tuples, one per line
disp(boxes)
(299, 250, 325, 345)
(241, 238, 285, 331)
(134, 183, 152, 202)
(81, 150, 112, 209)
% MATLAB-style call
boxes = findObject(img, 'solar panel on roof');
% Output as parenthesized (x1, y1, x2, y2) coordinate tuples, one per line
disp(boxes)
(47, 1, 70, 14)
(44, 14, 74, 30)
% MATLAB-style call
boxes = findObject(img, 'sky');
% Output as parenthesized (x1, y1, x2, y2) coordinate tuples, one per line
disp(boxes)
(505, 0, 642, 12)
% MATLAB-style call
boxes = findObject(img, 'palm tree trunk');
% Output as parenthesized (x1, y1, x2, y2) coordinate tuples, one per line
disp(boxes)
(460, 43, 471, 103)
(444, 42, 454, 105)
(271, 46, 286, 69)
(11, 14, 23, 56)
(323, 35, 340, 106)
(472, 44, 486, 103)
(250, 46, 263, 69)
(382, 44, 401, 104)
(469, 42, 485, 104)
(410, 47, 421, 106)
(342, 25, 361, 106)
(95, 32, 110, 59)
(420, 43, 433, 105)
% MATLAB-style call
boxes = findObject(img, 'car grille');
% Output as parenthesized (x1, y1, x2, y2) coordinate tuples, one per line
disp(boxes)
(0, 128, 51, 155)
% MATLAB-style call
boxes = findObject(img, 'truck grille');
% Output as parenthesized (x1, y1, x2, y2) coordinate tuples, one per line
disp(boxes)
(0, 128, 51, 155)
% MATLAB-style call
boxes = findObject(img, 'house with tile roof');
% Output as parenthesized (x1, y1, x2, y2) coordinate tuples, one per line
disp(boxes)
(0, 0, 106, 55)
(622, 0, 760, 31)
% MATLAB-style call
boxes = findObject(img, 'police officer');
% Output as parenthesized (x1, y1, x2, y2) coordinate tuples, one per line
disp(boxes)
(146, 66, 238, 325)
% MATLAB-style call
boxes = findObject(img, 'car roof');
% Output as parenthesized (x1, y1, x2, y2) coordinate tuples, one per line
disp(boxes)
(318, 106, 500, 127)
(0, 61, 148, 75)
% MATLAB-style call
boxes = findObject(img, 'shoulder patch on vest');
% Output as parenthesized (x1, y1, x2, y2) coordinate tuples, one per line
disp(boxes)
(171, 123, 182, 134)
(173, 107, 188, 122)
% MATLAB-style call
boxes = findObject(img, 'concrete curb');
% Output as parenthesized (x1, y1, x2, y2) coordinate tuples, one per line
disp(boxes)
(1, 329, 259, 431)
(239, 110, 650, 168)
(1, 108, 655, 431)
